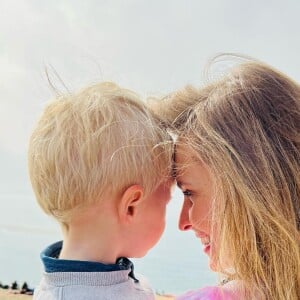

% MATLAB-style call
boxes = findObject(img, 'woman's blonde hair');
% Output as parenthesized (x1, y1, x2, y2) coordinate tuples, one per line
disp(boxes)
(28, 82, 173, 225)
(154, 58, 300, 299)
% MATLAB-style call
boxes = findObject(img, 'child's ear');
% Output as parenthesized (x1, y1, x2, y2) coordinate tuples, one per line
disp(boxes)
(118, 185, 144, 223)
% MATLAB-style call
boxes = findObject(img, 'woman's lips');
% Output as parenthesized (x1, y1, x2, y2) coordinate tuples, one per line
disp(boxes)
(195, 231, 211, 255)
(203, 243, 211, 255)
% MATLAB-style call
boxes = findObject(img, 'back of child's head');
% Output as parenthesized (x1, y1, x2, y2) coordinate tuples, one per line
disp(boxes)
(28, 82, 173, 225)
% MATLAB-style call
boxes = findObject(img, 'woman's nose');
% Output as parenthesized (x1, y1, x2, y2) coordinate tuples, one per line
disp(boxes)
(178, 198, 192, 231)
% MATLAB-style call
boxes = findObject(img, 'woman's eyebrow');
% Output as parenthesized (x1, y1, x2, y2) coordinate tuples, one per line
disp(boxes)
(176, 181, 183, 189)
(176, 180, 191, 189)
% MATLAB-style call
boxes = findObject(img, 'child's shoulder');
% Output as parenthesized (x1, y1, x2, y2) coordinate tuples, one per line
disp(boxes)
(176, 284, 238, 300)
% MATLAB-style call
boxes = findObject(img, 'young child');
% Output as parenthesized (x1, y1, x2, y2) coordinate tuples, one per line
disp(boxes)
(28, 82, 173, 300)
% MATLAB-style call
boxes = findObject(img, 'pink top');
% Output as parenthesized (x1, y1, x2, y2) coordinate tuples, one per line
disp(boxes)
(176, 286, 238, 300)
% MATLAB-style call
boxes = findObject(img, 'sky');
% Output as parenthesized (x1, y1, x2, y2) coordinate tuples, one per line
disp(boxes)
(0, 0, 300, 220)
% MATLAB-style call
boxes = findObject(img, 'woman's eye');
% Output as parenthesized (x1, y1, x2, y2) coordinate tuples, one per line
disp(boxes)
(182, 190, 192, 197)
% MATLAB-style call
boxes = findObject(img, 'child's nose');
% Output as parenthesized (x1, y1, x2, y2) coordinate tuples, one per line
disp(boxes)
(178, 198, 192, 231)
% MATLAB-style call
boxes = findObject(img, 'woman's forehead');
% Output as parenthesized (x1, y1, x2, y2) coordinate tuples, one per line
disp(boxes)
(175, 143, 213, 182)
(174, 143, 199, 165)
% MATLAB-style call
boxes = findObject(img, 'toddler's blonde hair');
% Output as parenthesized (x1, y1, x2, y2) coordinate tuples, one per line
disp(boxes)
(28, 82, 173, 225)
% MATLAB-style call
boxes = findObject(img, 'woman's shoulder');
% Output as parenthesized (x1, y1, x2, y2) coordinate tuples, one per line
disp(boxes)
(175, 283, 241, 300)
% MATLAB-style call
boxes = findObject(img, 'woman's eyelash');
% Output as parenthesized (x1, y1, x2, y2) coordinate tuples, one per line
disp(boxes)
(182, 190, 192, 197)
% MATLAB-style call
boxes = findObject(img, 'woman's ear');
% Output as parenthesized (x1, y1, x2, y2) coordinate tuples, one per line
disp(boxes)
(118, 185, 144, 223)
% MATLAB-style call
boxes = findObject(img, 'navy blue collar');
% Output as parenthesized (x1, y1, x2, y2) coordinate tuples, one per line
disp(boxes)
(41, 241, 138, 282)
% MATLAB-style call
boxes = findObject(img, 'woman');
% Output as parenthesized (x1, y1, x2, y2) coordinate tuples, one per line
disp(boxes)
(153, 56, 300, 299)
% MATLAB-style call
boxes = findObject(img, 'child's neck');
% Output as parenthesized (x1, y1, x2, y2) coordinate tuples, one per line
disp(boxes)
(59, 235, 118, 264)
(59, 213, 122, 264)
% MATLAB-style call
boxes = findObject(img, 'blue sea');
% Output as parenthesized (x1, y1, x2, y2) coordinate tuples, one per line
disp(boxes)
(0, 189, 216, 295)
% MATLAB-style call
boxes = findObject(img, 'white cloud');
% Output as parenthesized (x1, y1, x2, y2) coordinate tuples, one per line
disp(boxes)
(0, 0, 299, 168)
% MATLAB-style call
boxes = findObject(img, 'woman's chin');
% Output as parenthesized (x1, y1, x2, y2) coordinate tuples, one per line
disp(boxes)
(208, 259, 218, 272)
(209, 258, 234, 274)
